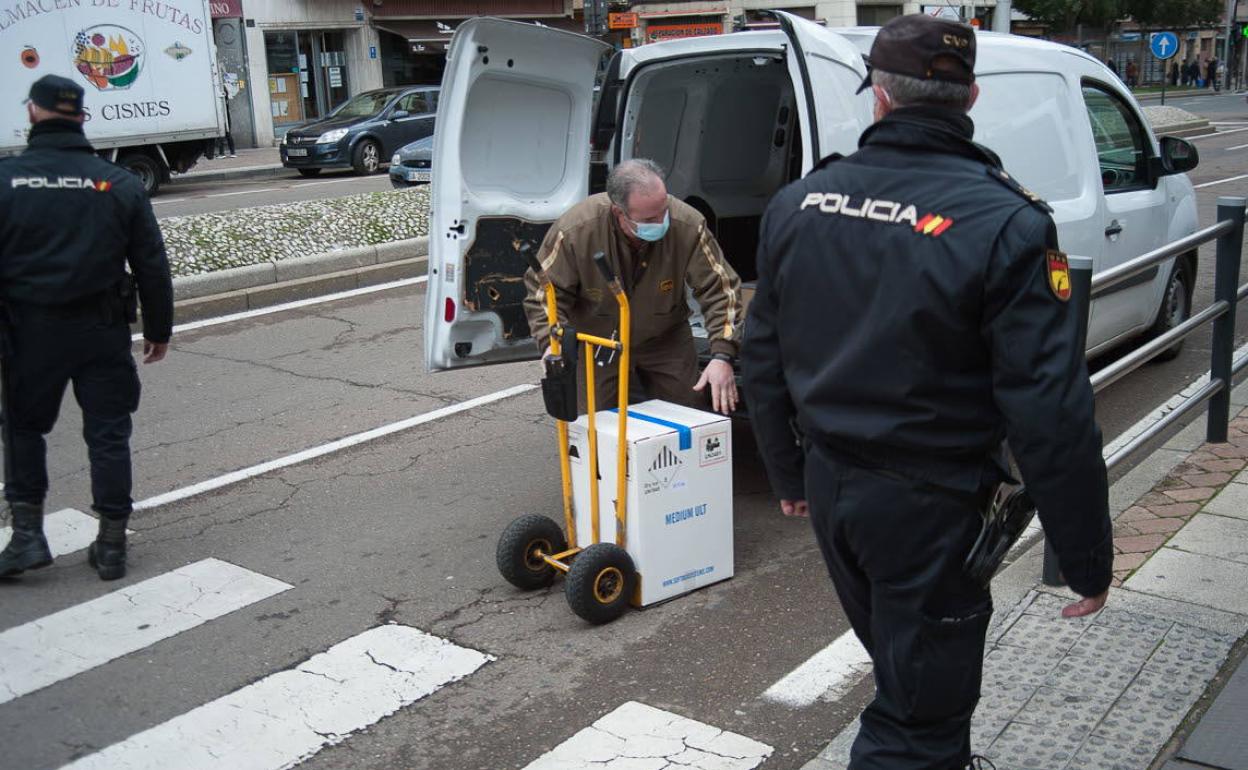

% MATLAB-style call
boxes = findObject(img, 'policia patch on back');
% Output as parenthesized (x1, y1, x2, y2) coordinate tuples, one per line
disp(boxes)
(1047, 249, 1072, 301)
(988, 167, 1053, 213)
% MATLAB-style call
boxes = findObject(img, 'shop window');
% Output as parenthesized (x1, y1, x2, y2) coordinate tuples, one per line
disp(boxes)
(856, 5, 903, 25)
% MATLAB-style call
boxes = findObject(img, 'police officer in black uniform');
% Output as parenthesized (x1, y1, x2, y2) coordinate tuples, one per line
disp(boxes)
(742, 16, 1113, 770)
(0, 75, 173, 582)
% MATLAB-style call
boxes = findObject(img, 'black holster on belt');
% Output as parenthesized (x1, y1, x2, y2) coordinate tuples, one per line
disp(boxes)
(541, 325, 579, 422)
(964, 483, 1037, 586)
(119, 273, 138, 324)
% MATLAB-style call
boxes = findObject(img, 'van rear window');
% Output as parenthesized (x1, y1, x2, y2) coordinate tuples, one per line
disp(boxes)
(971, 73, 1084, 203)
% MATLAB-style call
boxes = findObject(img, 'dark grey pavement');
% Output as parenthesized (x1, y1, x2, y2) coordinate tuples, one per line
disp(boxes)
(1162, 648, 1248, 770)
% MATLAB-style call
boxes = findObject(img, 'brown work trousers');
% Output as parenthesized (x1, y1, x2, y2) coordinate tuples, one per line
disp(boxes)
(577, 323, 706, 414)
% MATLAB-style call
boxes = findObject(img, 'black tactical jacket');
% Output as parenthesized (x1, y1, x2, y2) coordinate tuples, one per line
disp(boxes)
(0, 120, 173, 343)
(742, 106, 1112, 597)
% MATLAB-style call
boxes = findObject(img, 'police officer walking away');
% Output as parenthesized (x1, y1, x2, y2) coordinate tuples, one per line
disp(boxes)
(742, 16, 1112, 769)
(0, 75, 173, 581)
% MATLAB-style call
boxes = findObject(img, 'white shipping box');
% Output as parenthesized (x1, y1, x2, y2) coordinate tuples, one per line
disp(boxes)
(567, 400, 733, 606)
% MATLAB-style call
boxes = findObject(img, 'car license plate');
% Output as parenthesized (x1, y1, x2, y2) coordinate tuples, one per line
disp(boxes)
(287, 148, 308, 157)
(407, 169, 430, 182)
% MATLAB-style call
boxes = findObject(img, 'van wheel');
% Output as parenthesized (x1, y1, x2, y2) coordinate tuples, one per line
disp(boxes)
(565, 543, 635, 625)
(497, 514, 566, 590)
(120, 153, 161, 196)
(352, 139, 381, 175)
(297, 168, 322, 178)
(1149, 264, 1190, 362)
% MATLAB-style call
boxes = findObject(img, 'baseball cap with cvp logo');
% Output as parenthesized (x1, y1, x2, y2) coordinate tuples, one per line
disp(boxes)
(856, 14, 977, 94)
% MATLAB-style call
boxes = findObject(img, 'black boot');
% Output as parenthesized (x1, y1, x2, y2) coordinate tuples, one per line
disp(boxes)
(0, 502, 52, 577)
(968, 756, 997, 770)
(88, 516, 127, 581)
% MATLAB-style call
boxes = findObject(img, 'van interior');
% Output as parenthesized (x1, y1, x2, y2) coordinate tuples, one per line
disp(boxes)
(614, 52, 801, 282)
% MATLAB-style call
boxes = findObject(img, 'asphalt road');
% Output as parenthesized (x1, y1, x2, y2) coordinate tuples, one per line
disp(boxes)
(155, 170, 397, 219)
(4, 97, 1248, 770)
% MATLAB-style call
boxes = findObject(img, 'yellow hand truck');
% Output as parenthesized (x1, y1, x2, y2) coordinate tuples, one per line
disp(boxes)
(496, 249, 637, 624)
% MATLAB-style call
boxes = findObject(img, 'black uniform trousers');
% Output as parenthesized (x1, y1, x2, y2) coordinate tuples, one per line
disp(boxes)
(1, 303, 140, 520)
(806, 443, 993, 770)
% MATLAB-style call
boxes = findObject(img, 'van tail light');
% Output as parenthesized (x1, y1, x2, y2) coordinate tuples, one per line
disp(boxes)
(444, 297, 456, 323)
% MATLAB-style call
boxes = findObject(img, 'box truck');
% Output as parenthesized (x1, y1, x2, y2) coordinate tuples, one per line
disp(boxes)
(1, 0, 223, 195)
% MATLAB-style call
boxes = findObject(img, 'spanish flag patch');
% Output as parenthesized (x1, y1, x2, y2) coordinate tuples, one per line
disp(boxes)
(1047, 249, 1071, 302)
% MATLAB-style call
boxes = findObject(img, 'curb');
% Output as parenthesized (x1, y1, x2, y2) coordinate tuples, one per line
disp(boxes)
(169, 236, 428, 323)
(1155, 120, 1213, 138)
(170, 164, 290, 186)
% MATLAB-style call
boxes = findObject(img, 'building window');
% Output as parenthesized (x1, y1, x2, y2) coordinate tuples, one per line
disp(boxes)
(856, 5, 903, 25)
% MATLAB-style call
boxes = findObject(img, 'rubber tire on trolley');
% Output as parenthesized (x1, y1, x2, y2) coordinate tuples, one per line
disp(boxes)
(497, 514, 567, 591)
(565, 543, 636, 625)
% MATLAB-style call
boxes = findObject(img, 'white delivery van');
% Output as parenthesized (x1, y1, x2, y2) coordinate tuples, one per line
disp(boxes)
(424, 14, 1199, 373)
(1, 0, 223, 195)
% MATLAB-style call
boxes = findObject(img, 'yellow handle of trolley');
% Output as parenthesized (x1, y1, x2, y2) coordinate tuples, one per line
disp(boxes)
(538, 247, 630, 553)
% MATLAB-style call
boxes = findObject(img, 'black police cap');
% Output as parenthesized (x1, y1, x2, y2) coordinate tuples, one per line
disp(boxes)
(857, 14, 977, 94)
(27, 74, 85, 117)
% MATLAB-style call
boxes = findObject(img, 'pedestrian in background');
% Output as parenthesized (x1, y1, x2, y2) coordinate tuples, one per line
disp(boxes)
(0, 75, 173, 581)
(1125, 59, 1137, 87)
(1181, 59, 1191, 86)
(1170, 61, 1180, 86)
(1106, 58, 1119, 79)
(1208, 57, 1220, 91)
(216, 84, 236, 158)
(743, 15, 1113, 770)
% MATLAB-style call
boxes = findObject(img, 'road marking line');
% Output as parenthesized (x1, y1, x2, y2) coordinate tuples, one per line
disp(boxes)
(63, 624, 492, 770)
(1224, 143, 1248, 151)
(1187, 126, 1248, 140)
(150, 198, 187, 206)
(0, 558, 290, 706)
(523, 701, 773, 770)
(1194, 173, 1248, 189)
(132, 383, 536, 511)
(130, 275, 428, 342)
(204, 187, 279, 198)
(761, 630, 873, 709)
(0, 509, 121, 559)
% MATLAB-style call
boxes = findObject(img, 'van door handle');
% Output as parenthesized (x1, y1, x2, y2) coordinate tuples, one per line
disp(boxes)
(1105, 221, 1123, 237)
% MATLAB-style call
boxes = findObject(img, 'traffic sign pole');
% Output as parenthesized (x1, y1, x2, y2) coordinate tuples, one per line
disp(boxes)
(1150, 32, 1179, 105)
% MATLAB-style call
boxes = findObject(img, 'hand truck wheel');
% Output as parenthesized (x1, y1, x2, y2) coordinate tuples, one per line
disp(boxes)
(497, 514, 567, 590)
(565, 543, 636, 624)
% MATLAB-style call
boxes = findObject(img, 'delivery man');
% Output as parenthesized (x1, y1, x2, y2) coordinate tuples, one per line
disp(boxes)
(522, 159, 744, 415)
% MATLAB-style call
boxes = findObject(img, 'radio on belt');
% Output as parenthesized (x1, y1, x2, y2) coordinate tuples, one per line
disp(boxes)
(567, 400, 734, 606)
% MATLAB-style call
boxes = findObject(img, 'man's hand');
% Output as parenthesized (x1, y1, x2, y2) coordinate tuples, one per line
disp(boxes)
(1062, 589, 1108, 618)
(780, 499, 809, 518)
(143, 340, 168, 364)
(694, 358, 738, 415)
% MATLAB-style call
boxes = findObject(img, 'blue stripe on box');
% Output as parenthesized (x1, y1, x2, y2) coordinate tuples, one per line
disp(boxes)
(609, 409, 692, 451)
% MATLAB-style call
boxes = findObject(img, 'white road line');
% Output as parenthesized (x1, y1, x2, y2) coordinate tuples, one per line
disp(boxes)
(204, 187, 279, 198)
(1187, 126, 1248, 140)
(150, 198, 187, 206)
(132, 383, 536, 511)
(0, 558, 290, 706)
(130, 275, 428, 342)
(0, 509, 113, 559)
(761, 630, 873, 709)
(63, 625, 492, 770)
(523, 701, 773, 770)
(1225, 143, 1248, 151)
(1194, 173, 1248, 189)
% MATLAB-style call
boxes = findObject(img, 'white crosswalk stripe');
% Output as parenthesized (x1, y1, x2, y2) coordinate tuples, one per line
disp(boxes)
(0, 558, 291, 705)
(62, 624, 493, 770)
(523, 701, 773, 770)
(0, 508, 101, 559)
(761, 630, 872, 709)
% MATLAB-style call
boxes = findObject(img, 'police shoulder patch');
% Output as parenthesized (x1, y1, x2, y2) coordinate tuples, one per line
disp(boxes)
(988, 167, 1053, 213)
(1047, 249, 1072, 302)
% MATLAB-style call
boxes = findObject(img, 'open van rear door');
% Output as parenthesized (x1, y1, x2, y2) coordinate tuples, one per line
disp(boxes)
(774, 12, 873, 171)
(425, 19, 611, 372)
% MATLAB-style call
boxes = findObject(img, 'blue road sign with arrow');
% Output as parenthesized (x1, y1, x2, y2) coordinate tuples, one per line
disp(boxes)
(1150, 32, 1179, 60)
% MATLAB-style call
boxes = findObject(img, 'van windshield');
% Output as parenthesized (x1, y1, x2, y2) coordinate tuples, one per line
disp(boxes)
(332, 92, 395, 118)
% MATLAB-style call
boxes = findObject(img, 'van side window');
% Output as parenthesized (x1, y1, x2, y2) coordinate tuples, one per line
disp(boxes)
(1080, 84, 1150, 193)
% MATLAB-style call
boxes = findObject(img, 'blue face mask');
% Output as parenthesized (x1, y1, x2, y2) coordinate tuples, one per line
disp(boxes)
(631, 210, 670, 242)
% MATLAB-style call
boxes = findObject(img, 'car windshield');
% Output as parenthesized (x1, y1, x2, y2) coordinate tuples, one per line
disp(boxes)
(332, 92, 395, 118)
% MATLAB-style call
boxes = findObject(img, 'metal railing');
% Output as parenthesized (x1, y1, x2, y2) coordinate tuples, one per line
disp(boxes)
(1041, 196, 1248, 587)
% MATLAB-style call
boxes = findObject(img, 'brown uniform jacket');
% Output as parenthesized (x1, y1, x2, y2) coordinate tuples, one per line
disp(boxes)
(523, 194, 743, 358)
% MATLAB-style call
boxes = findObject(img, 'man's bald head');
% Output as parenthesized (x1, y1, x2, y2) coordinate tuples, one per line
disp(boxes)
(607, 159, 666, 218)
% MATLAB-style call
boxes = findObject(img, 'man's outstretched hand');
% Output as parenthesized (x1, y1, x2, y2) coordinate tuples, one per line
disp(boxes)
(780, 499, 809, 518)
(1062, 590, 1108, 618)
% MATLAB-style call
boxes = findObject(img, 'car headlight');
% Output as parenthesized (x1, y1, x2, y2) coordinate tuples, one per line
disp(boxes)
(317, 129, 349, 144)
(391, 153, 402, 166)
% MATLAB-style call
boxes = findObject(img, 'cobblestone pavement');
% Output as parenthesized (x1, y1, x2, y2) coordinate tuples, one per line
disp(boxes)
(804, 409, 1248, 770)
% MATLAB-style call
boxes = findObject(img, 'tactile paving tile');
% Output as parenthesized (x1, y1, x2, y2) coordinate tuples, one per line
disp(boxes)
(982, 644, 1066, 688)
(977, 677, 1036, 720)
(984, 720, 1086, 769)
(996, 613, 1088, 656)
(1071, 731, 1163, 770)
(1123, 667, 1209, 707)
(1025, 591, 1078, 616)
(970, 715, 1010, 754)
(1145, 624, 1237, 680)
(1043, 655, 1141, 697)
(1066, 621, 1168, 663)
(1093, 607, 1172, 633)
(1011, 686, 1116, 740)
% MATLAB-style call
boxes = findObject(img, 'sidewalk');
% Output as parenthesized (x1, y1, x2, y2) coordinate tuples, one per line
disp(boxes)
(802, 380, 1248, 770)
(172, 147, 284, 184)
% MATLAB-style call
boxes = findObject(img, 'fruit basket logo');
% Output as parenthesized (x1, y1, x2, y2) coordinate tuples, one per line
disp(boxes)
(73, 26, 144, 91)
